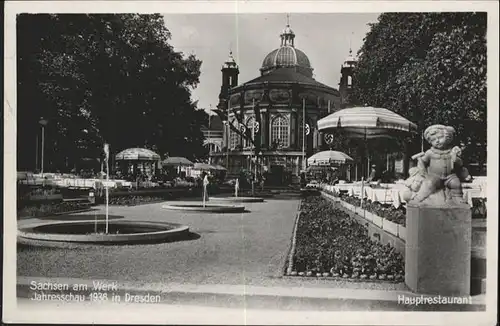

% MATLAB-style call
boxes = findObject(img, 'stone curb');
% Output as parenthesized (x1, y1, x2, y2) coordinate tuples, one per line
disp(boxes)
(162, 202, 245, 213)
(285, 201, 302, 275)
(211, 197, 265, 203)
(17, 220, 189, 244)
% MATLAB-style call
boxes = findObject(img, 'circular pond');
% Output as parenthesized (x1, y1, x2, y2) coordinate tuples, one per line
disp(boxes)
(212, 196, 264, 203)
(17, 220, 189, 245)
(162, 202, 245, 213)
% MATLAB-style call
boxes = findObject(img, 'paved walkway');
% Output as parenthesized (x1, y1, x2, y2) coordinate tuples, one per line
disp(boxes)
(18, 197, 300, 286)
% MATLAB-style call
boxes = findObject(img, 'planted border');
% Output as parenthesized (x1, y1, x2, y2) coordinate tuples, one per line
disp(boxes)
(18, 201, 92, 219)
(286, 195, 405, 282)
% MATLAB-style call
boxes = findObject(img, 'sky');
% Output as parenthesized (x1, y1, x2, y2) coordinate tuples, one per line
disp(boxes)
(162, 13, 381, 114)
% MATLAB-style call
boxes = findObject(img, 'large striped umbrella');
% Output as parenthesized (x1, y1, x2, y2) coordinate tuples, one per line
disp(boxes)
(193, 163, 216, 171)
(212, 164, 227, 171)
(162, 157, 194, 167)
(317, 107, 417, 180)
(317, 106, 417, 139)
(307, 150, 353, 166)
(115, 148, 161, 161)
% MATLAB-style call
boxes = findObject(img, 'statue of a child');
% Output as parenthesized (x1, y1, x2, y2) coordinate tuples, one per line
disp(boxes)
(411, 125, 469, 204)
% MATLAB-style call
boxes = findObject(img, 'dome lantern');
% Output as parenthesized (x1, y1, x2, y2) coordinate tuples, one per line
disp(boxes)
(342, 48, 357, 68)
(222, 50, 238, 70)
(280, 24, 295, 47)
(259, 17, 313, 77)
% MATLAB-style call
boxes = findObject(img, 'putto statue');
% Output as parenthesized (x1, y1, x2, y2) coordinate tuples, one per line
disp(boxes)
(402, 125, 469, 205)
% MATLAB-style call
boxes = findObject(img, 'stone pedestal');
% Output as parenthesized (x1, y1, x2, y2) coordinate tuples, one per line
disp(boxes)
(405, 203, 471, 296)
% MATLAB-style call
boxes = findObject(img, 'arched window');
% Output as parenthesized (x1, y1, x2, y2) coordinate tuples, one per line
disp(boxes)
(230, 120, 240, 149)
(244, 116, 256, 148)
(347, 75, 352, 87)
(271, 115, 289, 148)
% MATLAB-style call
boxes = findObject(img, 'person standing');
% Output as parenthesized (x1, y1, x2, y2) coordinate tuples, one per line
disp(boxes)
(203, 174, 210, 202)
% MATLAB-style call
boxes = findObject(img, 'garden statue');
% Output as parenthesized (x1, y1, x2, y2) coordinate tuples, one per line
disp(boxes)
(234, 178, 239, 197)
(404, 125, 473, 296)
(403, 124, 469, 205)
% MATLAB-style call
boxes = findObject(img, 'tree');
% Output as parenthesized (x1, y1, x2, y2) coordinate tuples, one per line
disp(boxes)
(352, 12, 486, 168)
(17, 14, 204, 172)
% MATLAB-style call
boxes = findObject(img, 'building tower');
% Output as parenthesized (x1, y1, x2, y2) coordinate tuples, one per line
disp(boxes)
(339, 48, 357, 109)
(218, 51, 239, 111)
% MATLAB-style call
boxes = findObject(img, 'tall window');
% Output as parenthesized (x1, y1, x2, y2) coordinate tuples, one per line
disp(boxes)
(271, 115, 289, 148)
(244, 116, 255, 148)
(230, 120, 239, 149)
(347, 75, 352, 87)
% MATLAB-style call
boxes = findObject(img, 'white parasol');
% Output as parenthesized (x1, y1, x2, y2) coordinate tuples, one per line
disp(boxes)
(307, 150, 354, 166)
(115, 148, 161, 161)
(162, 157, 194, 167)
(317, 106, 417, 139)
(318, 106, 417, 179)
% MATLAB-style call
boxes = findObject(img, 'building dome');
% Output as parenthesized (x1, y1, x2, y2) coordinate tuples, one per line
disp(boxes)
(260, 24, 313, 77)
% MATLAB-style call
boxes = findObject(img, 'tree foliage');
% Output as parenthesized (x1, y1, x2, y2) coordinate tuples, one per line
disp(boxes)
(352, 12, 487, 166)
(17, 14, 206, 172)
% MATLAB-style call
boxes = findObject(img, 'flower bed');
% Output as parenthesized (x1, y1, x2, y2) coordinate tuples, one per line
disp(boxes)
(18, 201, 92, 218)
(339, 194, 407, 226)
(289, 196, 405, 282)
(109, 195, 169, 206)
(17, 184, 62, 203)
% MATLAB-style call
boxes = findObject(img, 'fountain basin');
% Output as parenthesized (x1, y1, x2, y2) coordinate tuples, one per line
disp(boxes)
(212, 196, 264, 203)
(300, 188, 321, 196)
(240, 192, 275, 198)
(17, 220, 189, 245)
(162, 202, 245, 213)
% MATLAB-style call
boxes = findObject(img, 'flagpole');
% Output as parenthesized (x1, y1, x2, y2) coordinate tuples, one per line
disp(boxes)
(106, 158, 109, 234)
(302, 98, 306, 171)
(208, 106, 212, 165)
(251, 99, 255, 196)
(103, 143, 110, 235)
(421, 130, 424, 152)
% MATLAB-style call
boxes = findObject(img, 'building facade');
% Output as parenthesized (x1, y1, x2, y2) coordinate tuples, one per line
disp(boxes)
(200, 115, 224, 165)
(211, 23, 355, 185)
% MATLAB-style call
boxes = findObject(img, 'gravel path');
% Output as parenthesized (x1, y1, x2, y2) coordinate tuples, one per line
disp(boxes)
(18, 198, 300, 286)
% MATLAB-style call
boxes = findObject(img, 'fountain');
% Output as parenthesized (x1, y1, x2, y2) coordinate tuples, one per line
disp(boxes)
(162, 175, 246, 212)
(210, 177, 265, 203)
(17, 144, 191, 247)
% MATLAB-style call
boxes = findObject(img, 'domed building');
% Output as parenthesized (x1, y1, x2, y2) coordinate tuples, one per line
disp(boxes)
(211, 23, 354, 185)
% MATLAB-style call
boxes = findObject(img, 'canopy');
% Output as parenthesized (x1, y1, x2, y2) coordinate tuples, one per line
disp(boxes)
(193, 162, 216, 171)
(212, 164, 227, 171)
(317, 107, 417, 181)
(307, 165, 338, 172)
(317, 106, 417, 138)
(307, 150, 353, 166)
(162, 157, 194, 167)
(115, 148, 161, 161)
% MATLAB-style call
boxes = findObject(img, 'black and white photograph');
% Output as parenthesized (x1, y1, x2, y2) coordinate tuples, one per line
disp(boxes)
(3, 1, 498, 325)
